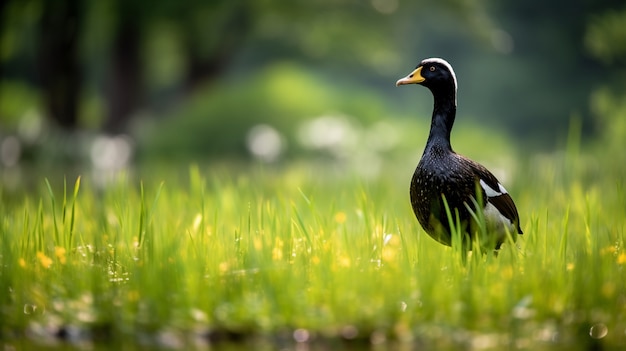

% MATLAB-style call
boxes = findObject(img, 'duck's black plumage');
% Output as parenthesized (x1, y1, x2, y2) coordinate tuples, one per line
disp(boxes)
(396, 58, 522, 249)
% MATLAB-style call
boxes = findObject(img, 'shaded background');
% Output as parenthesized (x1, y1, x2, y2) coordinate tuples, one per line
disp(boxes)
(1, 0, 625, 179)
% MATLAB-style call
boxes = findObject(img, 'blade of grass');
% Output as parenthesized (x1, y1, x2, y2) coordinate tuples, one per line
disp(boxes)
(62, 177, 67, 225)
(138, 181, 146, 248)
(443, 194, 467, 263)
(44, 178, 59, 246)
(558, 205, 570, 265)
(68, 176, 81, 248)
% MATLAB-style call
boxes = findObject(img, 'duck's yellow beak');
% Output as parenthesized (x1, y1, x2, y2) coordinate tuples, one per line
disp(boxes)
(396, 66, 425, 86)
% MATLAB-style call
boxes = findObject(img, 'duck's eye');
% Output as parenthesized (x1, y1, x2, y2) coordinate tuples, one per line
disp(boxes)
(429, 66, 436, 72)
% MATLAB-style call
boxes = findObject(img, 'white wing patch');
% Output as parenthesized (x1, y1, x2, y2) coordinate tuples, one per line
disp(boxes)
(479, 179, 508, 198)
(483, 202, 514, 229)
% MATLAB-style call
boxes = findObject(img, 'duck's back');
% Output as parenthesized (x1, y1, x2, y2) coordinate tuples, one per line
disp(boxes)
(410, 150, 480, 246)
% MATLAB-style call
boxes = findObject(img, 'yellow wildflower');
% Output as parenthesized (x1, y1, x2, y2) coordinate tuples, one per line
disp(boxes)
(338, 255, 351, 268)
(382, 247, 396, 262)
(617, 253, 626, 265)
(334, 212, 347, 224)
(55, 247, 67, 264)
(602, 246, 617, 255)
(127, 290, 140, 302)
(253, 237, 263, 251)
(18, 258, 26, 268)
(272, 247, 283, 261)
(501, 266, 514, 278)
(602, 282, 615, 298)
(219, 261, 230, 273)
(311, 256, 320, 265)
(36, 252, 53, 268)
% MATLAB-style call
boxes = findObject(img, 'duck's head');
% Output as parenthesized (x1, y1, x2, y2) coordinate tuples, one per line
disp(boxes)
(396, 58, 458, 105)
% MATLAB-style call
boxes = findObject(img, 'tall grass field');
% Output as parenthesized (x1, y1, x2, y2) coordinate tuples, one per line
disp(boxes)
(1, 142, 625, 349)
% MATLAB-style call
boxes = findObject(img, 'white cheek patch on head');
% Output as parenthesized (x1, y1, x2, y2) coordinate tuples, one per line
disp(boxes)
(480, 179, 508, 198)
(421, 57, 458, 105)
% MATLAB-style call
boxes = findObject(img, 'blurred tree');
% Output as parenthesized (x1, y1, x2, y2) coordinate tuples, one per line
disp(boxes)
(585, 7, 626, 67)
(3, 0, 625, 159)
(37, 0, 82, 129)
(104, 0, 143, 134)
(584, 6, 626, 156)
(1, 0, 493, 134)
(175, 1, 252, 92)
(0, 0, 6, 82)
(483, 0, 625, 143)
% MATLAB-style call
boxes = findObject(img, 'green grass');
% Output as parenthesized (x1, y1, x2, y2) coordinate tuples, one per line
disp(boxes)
(1, 149, 625, 349)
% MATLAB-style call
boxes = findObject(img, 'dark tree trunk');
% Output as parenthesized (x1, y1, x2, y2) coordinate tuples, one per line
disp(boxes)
(104, 5, 142, 134)
(0, 0, 6, 82)
(182, 4, 251, 93)
(37, 0, 82, 130)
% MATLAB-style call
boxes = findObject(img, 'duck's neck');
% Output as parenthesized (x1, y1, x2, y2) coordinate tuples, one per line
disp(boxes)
(425, 93, 456, 153)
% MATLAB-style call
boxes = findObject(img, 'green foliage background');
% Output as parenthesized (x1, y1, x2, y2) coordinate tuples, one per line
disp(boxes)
(2, 0, 626, 157)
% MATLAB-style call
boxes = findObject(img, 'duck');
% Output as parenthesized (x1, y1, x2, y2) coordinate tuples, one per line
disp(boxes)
(396, 58, 522, 250)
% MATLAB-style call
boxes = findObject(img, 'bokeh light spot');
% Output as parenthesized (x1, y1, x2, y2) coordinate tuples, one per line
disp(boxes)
(246, 124, 284, 162)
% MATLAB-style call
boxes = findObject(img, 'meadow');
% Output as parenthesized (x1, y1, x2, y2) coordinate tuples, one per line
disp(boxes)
(1, 134, 625, 350)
